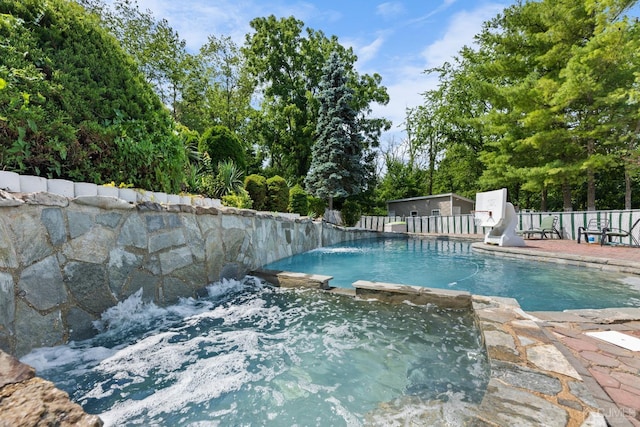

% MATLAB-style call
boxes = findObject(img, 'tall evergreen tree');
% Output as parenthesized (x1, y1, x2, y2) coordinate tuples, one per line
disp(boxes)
(305, 52, 365, 210)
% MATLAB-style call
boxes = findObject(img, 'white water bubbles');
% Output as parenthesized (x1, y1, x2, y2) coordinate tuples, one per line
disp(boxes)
(22, 277, 489, 426)
(92, 288, 167, 334)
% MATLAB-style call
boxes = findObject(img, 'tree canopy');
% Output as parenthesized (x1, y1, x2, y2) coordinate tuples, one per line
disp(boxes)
(405, 0, 640, 211)
(243, 15, 390, 182)
(2, 0, 638, 214)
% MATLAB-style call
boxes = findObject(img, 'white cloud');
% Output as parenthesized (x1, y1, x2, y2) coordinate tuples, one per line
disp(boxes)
(376, 2, 406, 19)
(356, 34, 387, 65)
(372, 65, 440, 141)
(421, 3, 504, 68)
(405, 0, 457, 27)
(131, 0, 341, 52)
(373, 3, 506, 143)
(131, 0, 253, 50)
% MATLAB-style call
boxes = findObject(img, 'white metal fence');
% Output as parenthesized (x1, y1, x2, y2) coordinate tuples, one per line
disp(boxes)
(356, 214, 490, 235)
(356, 209, 640, 245)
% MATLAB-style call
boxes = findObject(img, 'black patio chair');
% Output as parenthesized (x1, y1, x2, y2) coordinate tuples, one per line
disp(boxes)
(602, 218, 640, 247)
(577, 218, 608, 244)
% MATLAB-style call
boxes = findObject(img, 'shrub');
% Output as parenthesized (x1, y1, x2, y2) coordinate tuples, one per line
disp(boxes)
(198, 125, 246, 170)
(212, 160, 244, 198)
(244, 174, 267, 210)
(341, 199, 362, 227)
(266, 175, 289, 212)
(222, 189, 253, 209)
(198, 173, 216, 198)
(288, 184, 308, 215)
(196, 158, 244, 199)
(307, 196, 326, 218)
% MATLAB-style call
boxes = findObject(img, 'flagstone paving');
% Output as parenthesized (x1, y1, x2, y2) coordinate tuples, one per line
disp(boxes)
(478, 238, 640, 426)
(531, 311, 640, 427)
(350, 281, 611, 426)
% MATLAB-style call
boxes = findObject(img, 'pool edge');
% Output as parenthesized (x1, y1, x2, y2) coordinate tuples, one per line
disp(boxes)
(471, 241, 640, 276)
(261, 275, 613, 426)
(356, 280, 609, 426)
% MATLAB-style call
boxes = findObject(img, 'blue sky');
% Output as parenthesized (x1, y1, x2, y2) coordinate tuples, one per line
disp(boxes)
(128, 0, 639, 144)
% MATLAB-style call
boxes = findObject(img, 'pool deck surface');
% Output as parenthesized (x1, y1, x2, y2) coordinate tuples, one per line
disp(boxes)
(477, 238, 640, 426)
(519, 239, 639, 262)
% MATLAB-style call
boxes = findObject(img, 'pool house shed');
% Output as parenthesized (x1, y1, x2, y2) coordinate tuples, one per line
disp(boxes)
(386, 193, 475, 218)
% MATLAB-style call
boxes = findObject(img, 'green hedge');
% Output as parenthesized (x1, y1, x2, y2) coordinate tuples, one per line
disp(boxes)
(244, 174, 267, 210)
(266, 175, 289, 212)
(0, 0, 187, 192)
(198, 125, 246, 171)
(288, 184, 308, 215)
(341, 200, 361, 227)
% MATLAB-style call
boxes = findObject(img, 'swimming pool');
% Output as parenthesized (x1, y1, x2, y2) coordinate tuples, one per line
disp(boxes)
(263, 237, 640, 311)
(23, 277, 489, 426)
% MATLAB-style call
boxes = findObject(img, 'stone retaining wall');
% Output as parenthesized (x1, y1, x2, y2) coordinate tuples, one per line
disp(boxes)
(0, 190, 376, 357)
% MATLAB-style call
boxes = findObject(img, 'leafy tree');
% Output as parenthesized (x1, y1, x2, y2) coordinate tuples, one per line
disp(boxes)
(176, 35, 255, 140)
(553, 1, 640, 209)
(198, 125, 246, 170)
(375, 157, 427, 204)
(266, 175, 289, 212)
(200, 35, 254, 133)
(416, 57, 487, 200)
(305, 52, 366, 210)
(405, 98, 448, 195)
(244, 174, 267, 210)
(79, 0, 190, 118)
(467, 1, 570, 209)
(433, 143, 484, 199)
(434, 0, 640, 211)
(242, 15, 315, 179)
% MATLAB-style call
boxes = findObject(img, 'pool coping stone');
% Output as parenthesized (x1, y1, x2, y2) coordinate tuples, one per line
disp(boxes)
(251, 269, 333, 290)
(353, 279, 472, 309)
(263, 273, 611, 426)
(471, 242, 640, 275)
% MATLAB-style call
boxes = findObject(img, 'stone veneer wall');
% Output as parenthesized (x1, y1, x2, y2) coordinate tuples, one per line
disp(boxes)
(0, 190, 376, 357)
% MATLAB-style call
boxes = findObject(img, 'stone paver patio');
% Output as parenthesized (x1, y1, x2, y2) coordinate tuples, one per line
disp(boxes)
(476, 238, 640, 426)
(532, 310, 640, 427)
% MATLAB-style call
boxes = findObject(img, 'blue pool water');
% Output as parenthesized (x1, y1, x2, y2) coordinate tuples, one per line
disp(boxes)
(263, 237, 640, 311)
(23, 278, 488, 426)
